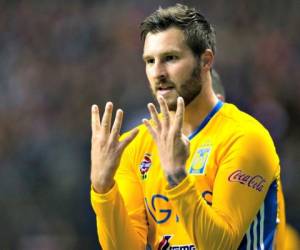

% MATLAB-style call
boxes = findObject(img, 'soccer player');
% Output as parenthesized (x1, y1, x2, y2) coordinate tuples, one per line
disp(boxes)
(211, 69, 287, 249)
(212, 68, 300, 250)
(90, 4, 285, 249)
(213, 69, 300, 249)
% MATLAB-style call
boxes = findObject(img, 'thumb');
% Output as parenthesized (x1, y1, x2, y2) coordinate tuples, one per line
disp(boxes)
(182, 134, 190, 156)
(182, 134, 190, 147)
(119, 128, 139, 152)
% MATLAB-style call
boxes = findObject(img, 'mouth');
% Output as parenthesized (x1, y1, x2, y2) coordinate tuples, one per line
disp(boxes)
(156, 85, 175, 96)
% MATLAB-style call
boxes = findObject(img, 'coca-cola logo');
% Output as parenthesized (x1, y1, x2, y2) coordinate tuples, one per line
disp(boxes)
(228, 170, 266, 192)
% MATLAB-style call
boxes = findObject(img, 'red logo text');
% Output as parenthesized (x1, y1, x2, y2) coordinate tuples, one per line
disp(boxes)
(228, 170, 266, 192)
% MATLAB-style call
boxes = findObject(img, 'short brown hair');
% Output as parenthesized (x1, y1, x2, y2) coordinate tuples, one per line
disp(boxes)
(140, 4, 216, 57)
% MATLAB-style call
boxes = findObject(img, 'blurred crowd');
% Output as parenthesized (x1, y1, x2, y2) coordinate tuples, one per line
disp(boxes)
(0, 0, 299, 249)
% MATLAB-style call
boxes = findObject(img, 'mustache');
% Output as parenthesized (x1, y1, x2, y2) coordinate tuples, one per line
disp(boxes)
(154, 79, 175, 90)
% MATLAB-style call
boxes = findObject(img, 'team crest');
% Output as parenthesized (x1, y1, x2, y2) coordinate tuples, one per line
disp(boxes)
(189, 146, 211, 175)
(139, 153, 152, 180)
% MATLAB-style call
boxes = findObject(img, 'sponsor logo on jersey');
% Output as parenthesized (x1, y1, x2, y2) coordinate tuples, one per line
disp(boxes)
(145, 194, 171, 224)
(158, 235, 172, 250)
(158, 235, 196, 250)
(189, 146, 211, 175)
(228, 170, 266, 192)
(139, 153, 152, 180)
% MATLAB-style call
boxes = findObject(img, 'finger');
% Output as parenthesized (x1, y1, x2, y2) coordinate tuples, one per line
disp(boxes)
(119, 128, 139, 152)
(91, 104, 101, 136)
(100, 102, 113, 135)
(147, 103, 161, 131)
(143, 118, 157, 141)
(182, 134, 190, 147)
(182, 134, 190, 157)
(110, 109, 123, 141)
(157, 95, 170, 129)
(173, 97, 185, 133)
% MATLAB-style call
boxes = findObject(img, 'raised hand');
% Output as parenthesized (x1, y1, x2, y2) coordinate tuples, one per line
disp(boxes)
(143, 96, 190, 187)
(90, 102, 138, 193)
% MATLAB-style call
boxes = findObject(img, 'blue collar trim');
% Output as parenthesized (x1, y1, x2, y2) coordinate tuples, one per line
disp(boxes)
(188, 100, 223, 140)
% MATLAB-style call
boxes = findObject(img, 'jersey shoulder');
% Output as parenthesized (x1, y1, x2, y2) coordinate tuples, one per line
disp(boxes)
(216, 103, 280, 173)
(121, 123, 153, 145)
(120, 122, 156, 164)
(215, 103, 276, 145)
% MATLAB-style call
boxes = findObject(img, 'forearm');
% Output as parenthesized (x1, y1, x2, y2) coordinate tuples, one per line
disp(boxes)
(91, 184, 147, 250)
(167, 176, 240, 250)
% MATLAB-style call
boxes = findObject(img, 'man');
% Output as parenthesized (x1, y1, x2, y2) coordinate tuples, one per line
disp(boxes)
(90, 4, 285, 249)
(212, 70, 300, 250)
(211, 69, 287, 249)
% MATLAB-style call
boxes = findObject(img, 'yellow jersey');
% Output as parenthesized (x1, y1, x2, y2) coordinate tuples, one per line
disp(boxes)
(284, 224, 300, 250)
(91, 102, 285, 250)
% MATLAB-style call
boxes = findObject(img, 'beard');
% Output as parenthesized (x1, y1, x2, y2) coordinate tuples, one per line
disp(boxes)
(151, 64, 202, 111)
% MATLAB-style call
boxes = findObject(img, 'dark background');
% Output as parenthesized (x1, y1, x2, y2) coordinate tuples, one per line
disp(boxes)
(0, 0, 299, 249)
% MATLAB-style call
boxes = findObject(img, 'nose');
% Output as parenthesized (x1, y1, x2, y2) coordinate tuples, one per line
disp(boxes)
(151, 61, 167, 80)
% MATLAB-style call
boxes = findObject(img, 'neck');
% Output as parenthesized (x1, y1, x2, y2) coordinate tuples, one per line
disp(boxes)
(182, 82, 219, 136)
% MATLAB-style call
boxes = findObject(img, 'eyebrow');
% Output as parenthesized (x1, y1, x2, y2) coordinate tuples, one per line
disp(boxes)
(142, 50, 181, 61)
(142, 54, 151, 61)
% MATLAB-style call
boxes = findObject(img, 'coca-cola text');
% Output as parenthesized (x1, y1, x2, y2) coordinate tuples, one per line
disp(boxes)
(228, 170, 266, 192)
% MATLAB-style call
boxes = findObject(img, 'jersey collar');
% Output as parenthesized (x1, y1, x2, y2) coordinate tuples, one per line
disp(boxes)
(188, 100, 224, 140)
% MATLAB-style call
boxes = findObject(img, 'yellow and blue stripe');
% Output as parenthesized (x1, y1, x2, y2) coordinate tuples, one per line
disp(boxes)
(238, 181, 278, 250)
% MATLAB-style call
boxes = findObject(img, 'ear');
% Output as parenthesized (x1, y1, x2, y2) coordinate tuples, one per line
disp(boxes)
(201, 49, 214, 72)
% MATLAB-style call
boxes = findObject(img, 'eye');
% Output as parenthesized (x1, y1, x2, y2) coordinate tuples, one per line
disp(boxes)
(165, 55, 178, 62)
(145, 58, 155, 65)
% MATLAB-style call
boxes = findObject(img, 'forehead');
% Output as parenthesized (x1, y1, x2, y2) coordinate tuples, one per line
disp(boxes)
(143, 27, 190, 57)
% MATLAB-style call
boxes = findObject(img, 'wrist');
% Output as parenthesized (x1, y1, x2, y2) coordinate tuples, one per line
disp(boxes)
(166, 169, 187, 188)
(91, 176, 115, 194)
(92, 181, 115, 194)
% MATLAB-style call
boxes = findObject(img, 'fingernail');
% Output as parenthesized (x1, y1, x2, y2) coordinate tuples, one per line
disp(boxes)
(106, 102, 113, 108)
(92, 105, 98, 112)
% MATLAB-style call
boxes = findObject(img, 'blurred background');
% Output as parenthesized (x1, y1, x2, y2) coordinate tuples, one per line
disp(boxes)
(0, 0, 299, 249)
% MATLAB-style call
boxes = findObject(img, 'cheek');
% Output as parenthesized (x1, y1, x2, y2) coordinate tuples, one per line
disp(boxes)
(172, 61, 195, 80)
(172, 67, 191, 85)
(145, 67, 153, 82)
(146, 67, 158, 89)
(145, 70, 155, 90)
